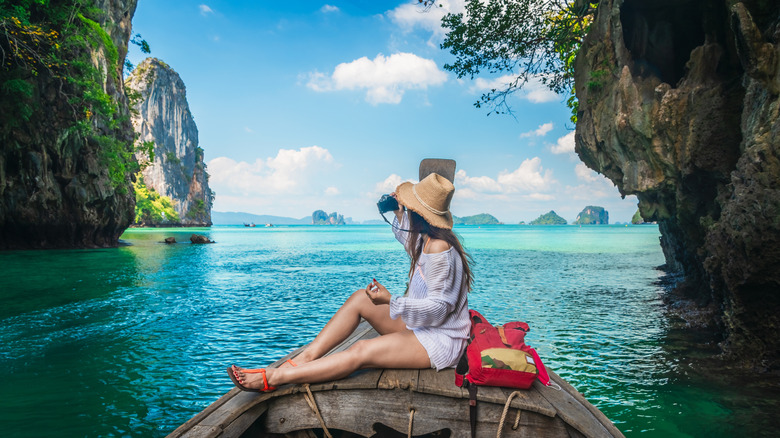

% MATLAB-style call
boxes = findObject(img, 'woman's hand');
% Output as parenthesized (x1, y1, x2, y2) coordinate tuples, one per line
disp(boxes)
(365, 278, 391, 306)
(390, 192, 404, 222)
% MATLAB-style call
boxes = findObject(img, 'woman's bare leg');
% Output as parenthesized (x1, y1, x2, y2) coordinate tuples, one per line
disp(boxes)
(289, 289, 407, 366)
(235, 330, 430, 388)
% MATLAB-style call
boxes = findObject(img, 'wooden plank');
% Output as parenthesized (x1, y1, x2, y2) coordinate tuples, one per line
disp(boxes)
(167, 389, 241, 437)
(417, 368, 465, 399)
(198, 390, 273, 428)
(178, 425, 221, 438)
(534, 371, 621, 438)
(499, 386, 557, 418)
(307, 368, 383, 392)
(261, 387, 570, 438)
(219, 401, 269, 438)
(415, 369, 556, 418)
(377, 368, 419, 391)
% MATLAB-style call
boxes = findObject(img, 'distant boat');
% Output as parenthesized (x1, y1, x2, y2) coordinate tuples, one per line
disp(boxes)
(265, 223, 273, 227)
(243, 223, 257, 227)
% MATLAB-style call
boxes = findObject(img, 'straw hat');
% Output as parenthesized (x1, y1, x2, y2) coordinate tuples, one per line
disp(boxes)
(396, 173, 454, 230)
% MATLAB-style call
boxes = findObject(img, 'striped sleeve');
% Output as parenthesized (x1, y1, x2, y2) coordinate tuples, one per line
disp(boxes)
(389, 253, 460, 328)
(392, 212, 411, 249)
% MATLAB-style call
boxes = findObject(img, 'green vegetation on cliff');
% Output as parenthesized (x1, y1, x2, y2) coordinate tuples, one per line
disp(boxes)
(530, 210, 567, 225)
(631, 209, 643, 224)
(453, 213, 500, 225)
(0, 2, 150, 194)
(133, 175, 179, 225)
(574, 205, 608, 224)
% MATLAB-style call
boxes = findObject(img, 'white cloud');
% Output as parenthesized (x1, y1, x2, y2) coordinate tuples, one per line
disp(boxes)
(520, 77, 559, 103)
(568, 163, 619, 200)
(325, 186, 340, 195)
(320, 5, 339, 13)
(470, 74, 518, 94)
(550, 131, 575, 154)
(575, 163, 599, 182)
(520, 122, 553, 138)
(372, 174, 407, 198)
(496, 157, 555, 192)
(199, 4, 214, 15)
(455, 158, 555, 196)
(389, 0, 466, 41)
(207, 146, 336, 196)
(307, 53, 447, 105)
(244, 126, 253, 133)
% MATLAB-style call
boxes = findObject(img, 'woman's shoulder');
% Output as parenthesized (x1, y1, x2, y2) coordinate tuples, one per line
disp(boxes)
(423, 238, 452, 255)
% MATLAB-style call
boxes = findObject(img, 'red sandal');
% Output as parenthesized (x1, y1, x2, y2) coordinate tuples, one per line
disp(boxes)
(227, 365, 275, 392)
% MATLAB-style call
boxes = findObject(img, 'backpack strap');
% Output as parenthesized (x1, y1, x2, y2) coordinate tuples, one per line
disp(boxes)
(497, 326, 511, 347)
(454, 348, 469, 387)
(468, 383, 478, 438)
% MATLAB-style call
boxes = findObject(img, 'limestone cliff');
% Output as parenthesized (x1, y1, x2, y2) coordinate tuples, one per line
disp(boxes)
(574, 206, 609, 225)
(0, 1, 138, 249)
(575, 0, 779, 369)
(126, 58, 212, 226)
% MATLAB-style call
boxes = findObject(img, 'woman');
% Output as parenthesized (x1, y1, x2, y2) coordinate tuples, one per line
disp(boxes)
(229, 173, 473, 392)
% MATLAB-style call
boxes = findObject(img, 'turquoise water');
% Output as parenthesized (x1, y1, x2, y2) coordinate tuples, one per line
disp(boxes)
(1, 225, 777, 437)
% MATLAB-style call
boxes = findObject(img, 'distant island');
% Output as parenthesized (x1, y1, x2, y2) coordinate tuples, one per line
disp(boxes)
(453, 213, 500, 225)
(312, 210, 345, 225)
(212, 211, 310, 225)
(574, 206, 609, 224)
(530, 210, 567, 225)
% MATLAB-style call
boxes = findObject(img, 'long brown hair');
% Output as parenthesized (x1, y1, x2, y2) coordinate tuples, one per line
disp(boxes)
(406, 210, 474, 291)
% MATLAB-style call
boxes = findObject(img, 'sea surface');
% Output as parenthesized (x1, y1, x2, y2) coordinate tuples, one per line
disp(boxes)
(1, 225, 778, 437)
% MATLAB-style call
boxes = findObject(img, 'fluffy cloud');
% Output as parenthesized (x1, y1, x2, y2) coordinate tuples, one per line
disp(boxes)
(575, 163, 599, 182)
(307, 53, 447, 104)
(568, 163, 619, 200)
(199, 4, 213, 15)
(371, 174, 406, 198)
(520, 122, 553, 138)
(208, 146, 336, 196)
(389, 0, 466, 40)
(550, 131, 575, 154)
(455, 158, 555, 198)
(320, 5, 339, 13)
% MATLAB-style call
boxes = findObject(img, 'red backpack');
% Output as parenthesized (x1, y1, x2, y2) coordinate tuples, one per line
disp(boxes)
(455, 310, 551, 437)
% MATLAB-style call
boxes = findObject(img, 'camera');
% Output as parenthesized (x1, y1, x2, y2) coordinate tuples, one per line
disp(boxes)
(377, 194, 399, 214)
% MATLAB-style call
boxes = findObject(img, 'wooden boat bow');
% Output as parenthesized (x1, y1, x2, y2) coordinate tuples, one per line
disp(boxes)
(168, 322, 624, 438)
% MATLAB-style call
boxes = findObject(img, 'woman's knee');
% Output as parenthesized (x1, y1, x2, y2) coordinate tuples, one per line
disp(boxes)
(346, 340, 372, 367)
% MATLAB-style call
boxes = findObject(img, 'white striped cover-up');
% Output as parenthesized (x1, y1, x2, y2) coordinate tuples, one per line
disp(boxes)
(388, 212, 470, 371)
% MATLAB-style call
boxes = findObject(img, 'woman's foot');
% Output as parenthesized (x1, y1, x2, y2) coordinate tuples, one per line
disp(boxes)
(230, 365, 277, 391)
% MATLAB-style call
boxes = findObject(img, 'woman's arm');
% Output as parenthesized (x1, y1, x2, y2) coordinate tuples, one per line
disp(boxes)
(389, 255, 461, 328)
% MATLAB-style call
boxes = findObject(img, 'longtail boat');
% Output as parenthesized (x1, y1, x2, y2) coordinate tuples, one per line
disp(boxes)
(168, 321, 624, 438)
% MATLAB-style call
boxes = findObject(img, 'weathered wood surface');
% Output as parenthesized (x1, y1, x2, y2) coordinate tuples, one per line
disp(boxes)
(167, 322, 624, 438)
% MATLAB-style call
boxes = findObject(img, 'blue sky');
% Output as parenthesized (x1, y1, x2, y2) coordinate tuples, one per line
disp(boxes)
(126, 0, 639, 223)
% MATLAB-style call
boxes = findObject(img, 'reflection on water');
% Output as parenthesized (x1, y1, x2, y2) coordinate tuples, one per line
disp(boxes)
(0, 225, 777, 437)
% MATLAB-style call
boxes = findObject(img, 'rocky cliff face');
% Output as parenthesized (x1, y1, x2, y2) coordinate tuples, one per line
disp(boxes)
(575, 0, 779, 370)
(574, 206, 609, 225)
(126, 58, 212, 226)
(0, 1, 138, 249)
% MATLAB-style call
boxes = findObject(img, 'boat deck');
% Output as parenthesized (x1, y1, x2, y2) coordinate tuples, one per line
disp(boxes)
(168, 322, 624, 438)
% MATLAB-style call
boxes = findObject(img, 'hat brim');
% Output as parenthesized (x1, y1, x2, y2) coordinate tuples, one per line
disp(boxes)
(396, 181, 453, 230)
